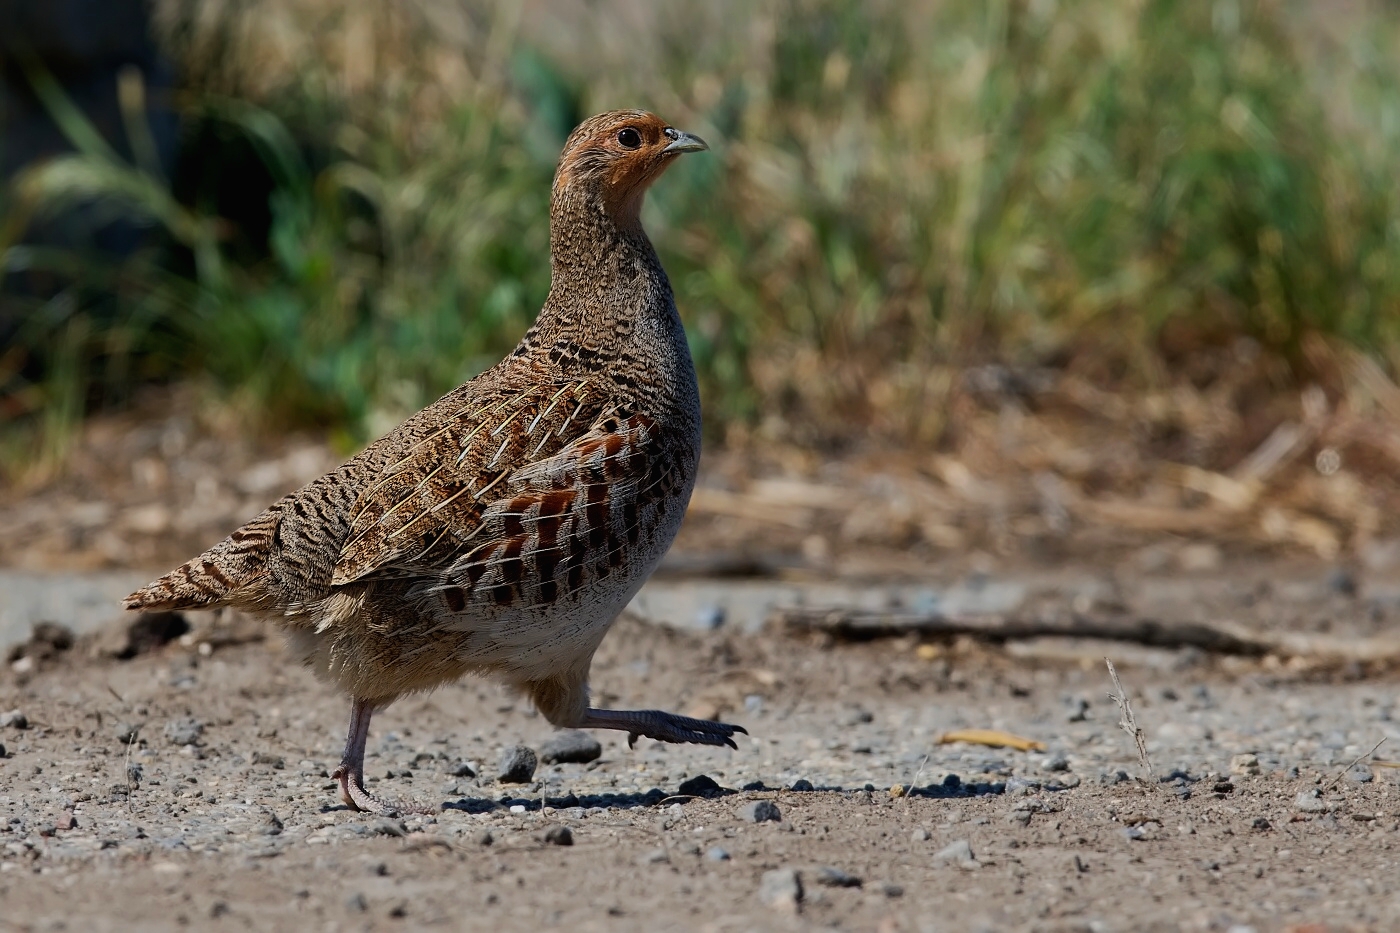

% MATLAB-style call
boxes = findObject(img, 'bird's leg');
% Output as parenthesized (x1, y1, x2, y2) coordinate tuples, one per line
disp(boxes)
(581, 708, 746, 749)
(332, 697, 432, 816)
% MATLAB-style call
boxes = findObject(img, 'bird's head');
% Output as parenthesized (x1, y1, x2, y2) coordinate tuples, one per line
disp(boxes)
(552, 110, 708, 227)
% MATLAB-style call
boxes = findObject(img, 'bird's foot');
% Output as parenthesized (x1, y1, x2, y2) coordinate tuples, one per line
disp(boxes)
(583, 708, 747, 749)
(333, 765, 434, 816)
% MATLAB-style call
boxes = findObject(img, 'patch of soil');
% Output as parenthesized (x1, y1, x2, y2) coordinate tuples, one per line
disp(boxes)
(1, 612, 1396, 931)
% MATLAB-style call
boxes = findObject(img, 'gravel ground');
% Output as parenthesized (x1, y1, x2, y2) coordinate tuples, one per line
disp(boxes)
(2, 564, 1400, 932)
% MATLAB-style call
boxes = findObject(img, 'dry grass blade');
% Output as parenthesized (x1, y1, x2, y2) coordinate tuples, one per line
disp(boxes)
(1105, 659, 1152, 781)
(1323, 737, 1388, 793)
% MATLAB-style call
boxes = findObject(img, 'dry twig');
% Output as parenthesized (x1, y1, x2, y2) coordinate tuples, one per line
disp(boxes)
(1105, 658, 1153, 780)
(1323, 737, 1388, 793)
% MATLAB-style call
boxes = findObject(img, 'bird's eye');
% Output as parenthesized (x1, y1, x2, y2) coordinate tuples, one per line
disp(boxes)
(616, 128, 642, 150)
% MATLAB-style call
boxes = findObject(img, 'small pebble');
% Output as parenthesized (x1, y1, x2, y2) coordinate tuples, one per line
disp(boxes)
(1251, 817, 1271, 832)
(788, 779, 815, 792)
(706, 846, 731, 862)
(934, 839, 980, 870)
(737, 801, 781, 823)
(345, 893, 368, 913)
(677, 774, 723, 797)
(0, 742, 6, 758)
(163, 717, 203, 746)
(509, 804, 527, 814)
(1347, 767, 1374, 784)
(55, 812, 77, 831)
(1230, 753, 1261, 776)
(874, 881, 903, 898)
(0, 710, 28, 730)
(911, 827, 931, 842)
(740, 780, 766, 791)
(1294, 789, 1328, 814)
(114, 722, 140, 745)
(638, 846, 669, 865)
(497, 745, 538, 784)
(1041, 754, 1070, 772)
(370, 818, 406, 837)
(474, 829, 494, 846)
(450, 760, 477, 778)
(757, 868, 802, 913)
(538, 730, 602, 765)
(813, 866, 862, 888)
(694, 604, 726, 630)
(543, 825, 573, 846)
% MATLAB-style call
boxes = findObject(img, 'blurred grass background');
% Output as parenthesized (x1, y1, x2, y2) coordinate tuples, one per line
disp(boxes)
(5, 0, 1400, 476)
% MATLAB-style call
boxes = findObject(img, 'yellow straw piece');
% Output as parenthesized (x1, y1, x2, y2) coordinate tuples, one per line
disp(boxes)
(937, 729, 1046, 752)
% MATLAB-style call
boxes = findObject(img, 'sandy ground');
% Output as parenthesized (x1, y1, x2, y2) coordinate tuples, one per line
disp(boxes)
(2, 562, 1399, 933)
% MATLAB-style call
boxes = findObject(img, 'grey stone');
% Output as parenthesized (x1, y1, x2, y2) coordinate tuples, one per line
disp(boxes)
(474, 829, 493, 846)
(114, 722, 140, 745)
(758, 868, 802, 912)
(934, 838, 980, 870)
(813, 866, 862, 888)
(371, 818, 406, 837)
(911, 827, 931, 842)
(1230, 753, 1261, 776)
(538, 730, 601, 765)
(706, 846, 731, 861)
(0, 710, 28, 729)
(543, 825, 573, 846)
(874, 881, 903, 898)
(450, 760, 477, 778)
(1294, 789, 1328, 813)
(1347, 767, 1374, 784)
(737, 801, 781, 823)
(163, 717, 203, 746)
(1041, 754, 1070, 772)
(345, 893, 368, 913)
(638, 846, 669, 865)
(496, 745, 537, 783)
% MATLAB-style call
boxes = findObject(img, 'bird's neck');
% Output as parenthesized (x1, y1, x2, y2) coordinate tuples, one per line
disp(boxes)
(522, 187, 688, 371)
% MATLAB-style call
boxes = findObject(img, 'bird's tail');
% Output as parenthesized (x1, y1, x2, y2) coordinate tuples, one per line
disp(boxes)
(123, 510, 280, 611)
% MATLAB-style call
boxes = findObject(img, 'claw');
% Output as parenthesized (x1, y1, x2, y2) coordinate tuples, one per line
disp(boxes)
(583, 708, 747, 749)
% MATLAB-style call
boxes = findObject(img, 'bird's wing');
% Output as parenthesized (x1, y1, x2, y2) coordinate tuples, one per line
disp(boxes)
(330, 379, 617, 586)
(432, 405, 685, 613)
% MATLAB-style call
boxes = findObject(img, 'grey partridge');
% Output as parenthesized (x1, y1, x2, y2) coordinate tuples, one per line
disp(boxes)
(125, 111, 743, 815)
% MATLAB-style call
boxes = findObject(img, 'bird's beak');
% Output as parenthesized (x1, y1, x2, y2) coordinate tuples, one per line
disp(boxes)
(662, 129, 709, 155)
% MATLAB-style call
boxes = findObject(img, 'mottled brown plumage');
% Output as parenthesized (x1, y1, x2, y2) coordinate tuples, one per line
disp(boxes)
(125, 111, 742, 814)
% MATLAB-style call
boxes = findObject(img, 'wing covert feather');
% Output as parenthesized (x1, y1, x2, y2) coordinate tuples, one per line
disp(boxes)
(329, 380, 613, 586)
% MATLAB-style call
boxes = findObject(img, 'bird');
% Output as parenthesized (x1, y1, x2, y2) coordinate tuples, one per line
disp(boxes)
(124, 110, 744, 815)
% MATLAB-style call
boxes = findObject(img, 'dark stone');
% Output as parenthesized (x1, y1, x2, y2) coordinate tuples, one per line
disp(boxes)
(677, 774, 723, 797)
(543, 825, 573, 846)
(813, 866, 862, 888)
(113, 612, 190, 660)
(789, 779, 815, 792)
(737, 801, 781, 823)
(538, 730, 602, 764)
(496, 745, 537, 784)
(163, 717, 203, 746)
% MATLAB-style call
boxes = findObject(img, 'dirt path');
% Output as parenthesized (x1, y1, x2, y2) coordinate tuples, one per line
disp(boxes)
(2, 587, 1398, 932)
